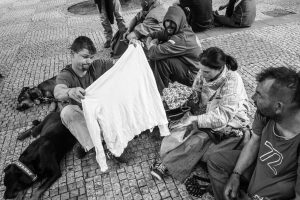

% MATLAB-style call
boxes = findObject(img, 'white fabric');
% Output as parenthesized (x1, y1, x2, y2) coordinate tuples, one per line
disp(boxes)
(82, 44, 170, 171)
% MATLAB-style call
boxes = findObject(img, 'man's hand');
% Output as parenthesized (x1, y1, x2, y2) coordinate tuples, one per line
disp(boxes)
(146, 38, 158, 50)
(150, 38, 158, 46)
(224, 173, 241, 200)
(145, 37, 154, 49)
(68, 87, 85, 103)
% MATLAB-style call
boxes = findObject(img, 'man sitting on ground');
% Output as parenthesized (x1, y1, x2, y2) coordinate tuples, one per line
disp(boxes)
(207, 66, 300, 200)
(54, 36, 120, 160)
(124, 0, 167, 41)
(145, 5, 202, 95)
(214, 0, 256, 28)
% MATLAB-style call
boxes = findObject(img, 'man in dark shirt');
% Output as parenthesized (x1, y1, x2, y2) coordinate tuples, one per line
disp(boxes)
(54, 36, 113, 158)
(207, 67, 300, 200)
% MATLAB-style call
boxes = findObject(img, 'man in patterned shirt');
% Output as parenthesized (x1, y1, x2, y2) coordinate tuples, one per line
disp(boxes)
(207, 67, 300, 200)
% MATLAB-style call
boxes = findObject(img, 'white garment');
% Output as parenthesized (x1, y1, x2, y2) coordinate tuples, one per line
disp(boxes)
(82, 44, 170, 171)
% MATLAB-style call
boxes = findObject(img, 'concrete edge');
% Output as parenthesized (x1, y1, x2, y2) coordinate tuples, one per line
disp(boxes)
(197, 13, 300, 40)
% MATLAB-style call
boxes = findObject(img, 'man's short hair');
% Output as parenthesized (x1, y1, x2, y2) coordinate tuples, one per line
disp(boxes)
(256, 67, 300, 106)
(70, 36, 96, 55)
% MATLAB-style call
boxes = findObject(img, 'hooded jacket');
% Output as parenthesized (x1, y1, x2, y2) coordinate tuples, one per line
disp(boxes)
(148, 5, 202, 73)
(133, 0, 167, 37)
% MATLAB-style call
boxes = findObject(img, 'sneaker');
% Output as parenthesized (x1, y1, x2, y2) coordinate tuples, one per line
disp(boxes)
(104, 40, 111, 48)
(74, 143, 87, 159)
(150, 160, 167, 181)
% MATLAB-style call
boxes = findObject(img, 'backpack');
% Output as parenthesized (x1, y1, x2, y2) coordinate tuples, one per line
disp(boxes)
(110, 29, 129, 59)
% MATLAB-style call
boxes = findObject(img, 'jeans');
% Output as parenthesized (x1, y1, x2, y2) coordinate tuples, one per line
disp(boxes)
(60, 105, 94, 151)
(207, 150, 255, 200)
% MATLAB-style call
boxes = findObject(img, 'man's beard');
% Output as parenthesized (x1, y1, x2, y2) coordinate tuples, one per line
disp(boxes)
(256, 106, 279, 121)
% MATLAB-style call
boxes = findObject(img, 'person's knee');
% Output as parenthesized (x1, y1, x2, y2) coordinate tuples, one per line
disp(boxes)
(207, 152, 222, 172)
(60, 105, 77, 124)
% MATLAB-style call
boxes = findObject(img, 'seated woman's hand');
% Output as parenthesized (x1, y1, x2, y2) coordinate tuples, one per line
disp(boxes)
(170, 115, 197, 130)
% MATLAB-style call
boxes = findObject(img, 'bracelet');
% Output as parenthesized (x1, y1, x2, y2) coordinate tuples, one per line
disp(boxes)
(232, 171, 241, 176)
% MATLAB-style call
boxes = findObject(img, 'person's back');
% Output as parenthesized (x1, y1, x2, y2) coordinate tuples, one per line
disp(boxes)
(179, 0, 213, 32)
(214, 0, 256, 28)
(232, 0, 256, 27)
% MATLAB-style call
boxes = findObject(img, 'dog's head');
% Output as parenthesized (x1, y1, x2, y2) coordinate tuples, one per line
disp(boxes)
(28, 87, 43, 100)
(16, 87, 43, 111)
(3, 164, 33, 199)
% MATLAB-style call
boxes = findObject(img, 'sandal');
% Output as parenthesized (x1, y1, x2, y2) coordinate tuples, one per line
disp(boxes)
(184, 175, 210, 197)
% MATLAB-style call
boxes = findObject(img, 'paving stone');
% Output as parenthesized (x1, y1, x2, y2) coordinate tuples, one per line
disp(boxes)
(151, 193, 162, 200)
(0, 0, 300, 199)
(160, 189, 171, 199)
(123, 192, 134, 200)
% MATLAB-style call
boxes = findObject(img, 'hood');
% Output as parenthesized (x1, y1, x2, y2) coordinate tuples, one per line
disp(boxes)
(163, 5, 188, 34)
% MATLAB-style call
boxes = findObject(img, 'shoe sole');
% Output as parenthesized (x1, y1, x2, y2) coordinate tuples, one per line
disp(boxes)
(150, 171, 163, 181)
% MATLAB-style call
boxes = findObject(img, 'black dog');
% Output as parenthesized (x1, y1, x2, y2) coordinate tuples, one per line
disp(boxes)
(3, 112, 76, 200)
(16, 76, 56, 111)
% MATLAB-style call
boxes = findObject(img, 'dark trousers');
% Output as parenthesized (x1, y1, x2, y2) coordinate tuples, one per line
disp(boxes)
(150, 58, 197, 95)
(214, 0, 243, 28)
(180, 0, 213, 32)
(207, 150, 255, 200)
(214, 0, 255, 28)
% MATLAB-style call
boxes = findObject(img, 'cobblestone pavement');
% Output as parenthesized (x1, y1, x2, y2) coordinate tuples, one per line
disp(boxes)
(0, 0, 300, 199)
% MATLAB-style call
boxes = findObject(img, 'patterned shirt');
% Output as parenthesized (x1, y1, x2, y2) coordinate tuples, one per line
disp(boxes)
(192, 67, 250, 130)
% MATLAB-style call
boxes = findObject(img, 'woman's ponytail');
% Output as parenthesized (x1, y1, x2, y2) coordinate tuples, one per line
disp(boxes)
(225, 55, 238, 71)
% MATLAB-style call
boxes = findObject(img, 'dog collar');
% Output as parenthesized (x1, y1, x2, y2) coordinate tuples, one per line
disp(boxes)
(14, 161, 38, 182)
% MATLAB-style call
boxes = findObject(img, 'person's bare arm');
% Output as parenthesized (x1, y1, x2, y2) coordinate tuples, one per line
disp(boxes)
(54, 84, 85, 103)
(224, 132, 261, 200)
